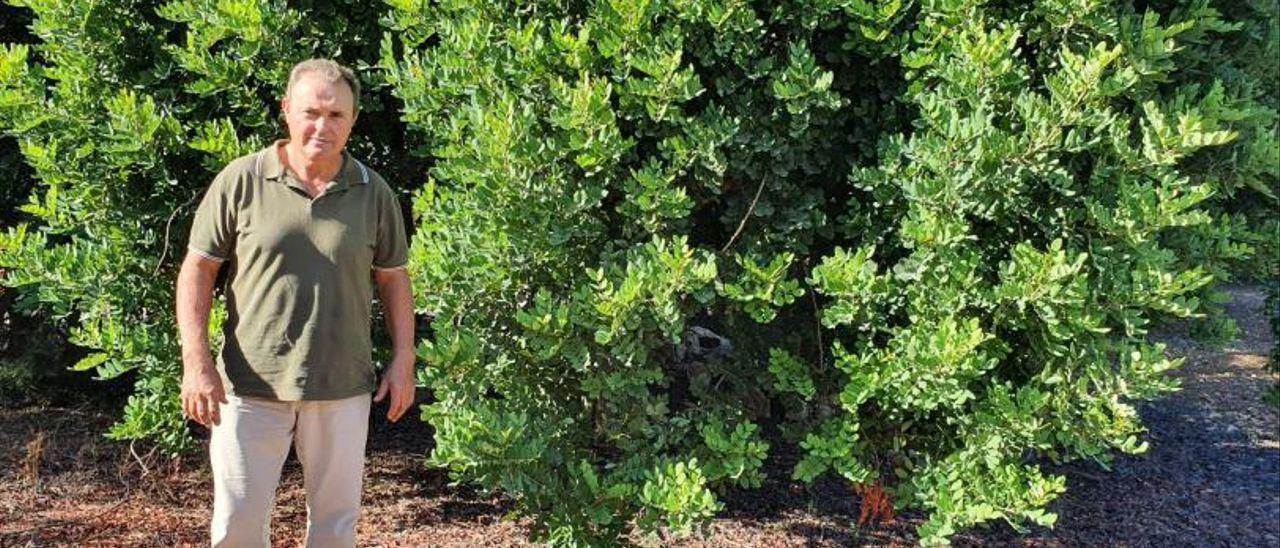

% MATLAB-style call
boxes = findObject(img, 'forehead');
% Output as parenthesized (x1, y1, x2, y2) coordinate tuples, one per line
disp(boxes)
(287, 73, 354, 112)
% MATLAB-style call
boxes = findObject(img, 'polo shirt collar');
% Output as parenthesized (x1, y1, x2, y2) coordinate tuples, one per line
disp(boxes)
(258, 140, 369, 188)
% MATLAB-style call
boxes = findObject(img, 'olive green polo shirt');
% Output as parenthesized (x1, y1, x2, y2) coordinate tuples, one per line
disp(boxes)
(187, 142, 408, 401)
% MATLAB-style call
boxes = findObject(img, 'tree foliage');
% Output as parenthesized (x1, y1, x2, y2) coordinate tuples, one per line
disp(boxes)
(381, 0, 1277, 543)
(2, 0, 1277, 545)
(0, 0, 419, 450)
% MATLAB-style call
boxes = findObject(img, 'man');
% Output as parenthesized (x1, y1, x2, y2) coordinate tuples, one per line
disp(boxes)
(175, 58, 415, 547)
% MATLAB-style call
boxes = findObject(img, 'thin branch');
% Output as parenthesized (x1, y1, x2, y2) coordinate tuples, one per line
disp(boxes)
(153, 191, 201, 276)
(720, 177, 768, 255)
(811, 288, 825, 371)
(129, 440, 154, 477)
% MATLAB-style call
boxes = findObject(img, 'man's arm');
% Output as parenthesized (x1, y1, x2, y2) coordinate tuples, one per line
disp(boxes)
(372, 268, 415, 422)
(176, 251, 227, 427)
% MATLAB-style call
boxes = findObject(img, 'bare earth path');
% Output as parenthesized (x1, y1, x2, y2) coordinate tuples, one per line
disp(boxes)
(1, 286, 1276, 547)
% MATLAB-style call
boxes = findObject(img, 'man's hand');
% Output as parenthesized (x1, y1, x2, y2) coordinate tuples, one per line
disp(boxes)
(181, 359, 227, 428)
(177, 251, 226, 428)
(372, 267, 415, 422)
(373, 355, 416, 422)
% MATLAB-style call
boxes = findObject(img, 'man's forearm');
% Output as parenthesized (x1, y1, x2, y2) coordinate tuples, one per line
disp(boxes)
(374, 269, 415, 360)
(176, 254, 219, 368)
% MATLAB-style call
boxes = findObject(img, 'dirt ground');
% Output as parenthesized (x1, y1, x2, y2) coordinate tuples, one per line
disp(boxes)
(1, 286, 1276, 547)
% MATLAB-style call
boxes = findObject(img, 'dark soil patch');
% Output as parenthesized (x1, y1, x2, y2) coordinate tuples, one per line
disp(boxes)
(1, 286, 1276, 546)
(1003, 285, 1280, 547)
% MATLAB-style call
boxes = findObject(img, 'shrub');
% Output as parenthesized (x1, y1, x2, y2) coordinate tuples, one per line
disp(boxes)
(382, 0, 1276, 544)
(381, 0, 905, 541)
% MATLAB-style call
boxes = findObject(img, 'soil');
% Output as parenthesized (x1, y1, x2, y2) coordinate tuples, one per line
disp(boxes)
(1, 286, 1276, 547)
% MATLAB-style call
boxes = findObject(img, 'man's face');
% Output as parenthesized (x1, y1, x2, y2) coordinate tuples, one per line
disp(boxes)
(282, 73, 356, 162)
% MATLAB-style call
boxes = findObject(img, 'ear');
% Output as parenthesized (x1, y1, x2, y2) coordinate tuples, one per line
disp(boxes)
(281, 96, 291, 116)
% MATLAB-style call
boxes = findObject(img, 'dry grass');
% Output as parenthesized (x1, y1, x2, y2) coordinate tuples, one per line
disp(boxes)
(20, 430, 45, 491)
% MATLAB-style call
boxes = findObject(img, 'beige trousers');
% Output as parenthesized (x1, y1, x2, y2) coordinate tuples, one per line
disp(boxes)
(210, 393, 371, 548)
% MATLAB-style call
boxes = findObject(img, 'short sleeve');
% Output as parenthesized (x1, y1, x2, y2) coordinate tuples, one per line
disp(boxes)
(372, 184, 409, 271)
(187, 172, 237, 262)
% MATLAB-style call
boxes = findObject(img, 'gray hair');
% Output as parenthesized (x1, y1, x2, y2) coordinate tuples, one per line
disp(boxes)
(286, 59, 360, 115)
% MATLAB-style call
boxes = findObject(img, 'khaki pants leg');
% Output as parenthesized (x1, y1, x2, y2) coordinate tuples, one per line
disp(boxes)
(294, 394, 371, 548)
(210, 394, 295, 548)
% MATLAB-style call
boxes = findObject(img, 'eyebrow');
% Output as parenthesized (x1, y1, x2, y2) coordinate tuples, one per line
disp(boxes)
(303, 107, 349, 116)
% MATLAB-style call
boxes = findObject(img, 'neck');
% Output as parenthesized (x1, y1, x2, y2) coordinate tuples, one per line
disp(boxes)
(281, 141, 342, 185)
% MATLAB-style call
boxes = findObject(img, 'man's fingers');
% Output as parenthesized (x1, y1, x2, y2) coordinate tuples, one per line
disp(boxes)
(388, 386, 415, 422)
(401, 387, 414, 420)
(193, 398, 209, 427)
(207, 396, 221, 426)
(373, 377, 389, 402)
(386, 391, 402, 422)
(208, 386, 226, 425)
(181, 390, 222, 428)
(402, 387, 417, 421)
(386, 388, 402, 422)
